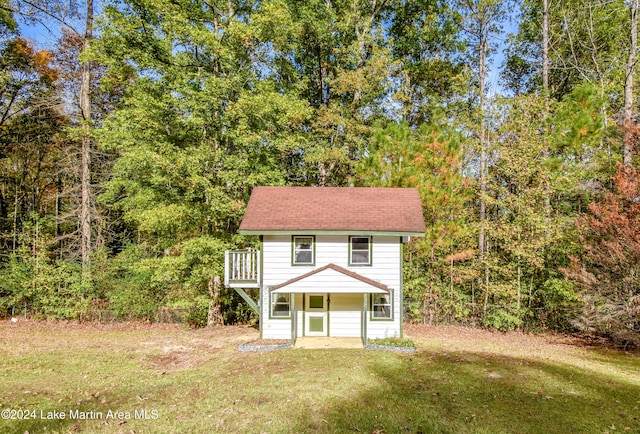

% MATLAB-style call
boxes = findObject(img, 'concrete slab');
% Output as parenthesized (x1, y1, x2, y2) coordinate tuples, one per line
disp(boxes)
(294, 337, 363, 349)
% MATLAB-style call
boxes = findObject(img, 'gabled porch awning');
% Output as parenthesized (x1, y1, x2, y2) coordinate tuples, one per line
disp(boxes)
(270, 263, 390, 294)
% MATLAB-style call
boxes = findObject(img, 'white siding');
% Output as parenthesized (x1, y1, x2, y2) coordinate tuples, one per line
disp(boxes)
(271, 266, 387, 293)
(261, 234, 402, 339)
(261, 293, 290, 339)
(329, 293, 362, 337)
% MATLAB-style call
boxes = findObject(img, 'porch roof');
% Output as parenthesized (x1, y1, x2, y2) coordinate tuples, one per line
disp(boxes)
(270, 263, 390, 294)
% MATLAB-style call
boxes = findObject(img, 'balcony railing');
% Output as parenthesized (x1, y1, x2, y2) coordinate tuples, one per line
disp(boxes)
(224, 249, 260, 288)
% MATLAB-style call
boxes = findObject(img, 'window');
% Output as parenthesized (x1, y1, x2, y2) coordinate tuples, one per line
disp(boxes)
(371, 293, 392, 320)
(292, 236, 314, 265)
(350, 236, 371, 265)
(309, 295, 324, 309)
(271, 293, 291, 318)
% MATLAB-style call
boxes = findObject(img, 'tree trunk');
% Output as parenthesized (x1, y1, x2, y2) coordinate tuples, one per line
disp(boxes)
(542, 0, 552, 240)
(477, 12, 489, 306)
(542, 0, 550, 97)
(623, 0, 638, 166)
(478, 32, 487, 266)
(318, 161, 327, 186)
(207, 275, 224, 326)
(80, 0, 94, 270)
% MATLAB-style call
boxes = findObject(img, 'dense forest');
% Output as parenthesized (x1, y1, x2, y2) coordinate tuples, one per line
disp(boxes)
(0, 0, 638, 347)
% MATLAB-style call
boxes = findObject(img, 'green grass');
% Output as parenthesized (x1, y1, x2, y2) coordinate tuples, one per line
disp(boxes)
(369, 337, 416, 347)
(0, 322, 638, 433)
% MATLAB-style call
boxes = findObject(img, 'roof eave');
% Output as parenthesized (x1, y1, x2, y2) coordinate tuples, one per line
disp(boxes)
(239, 229, 425, 237)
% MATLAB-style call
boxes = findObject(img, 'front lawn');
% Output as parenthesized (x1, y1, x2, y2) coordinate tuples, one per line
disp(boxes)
(0, 321, 638, 433)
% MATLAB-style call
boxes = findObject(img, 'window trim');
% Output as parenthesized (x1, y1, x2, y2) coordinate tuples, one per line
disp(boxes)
(370, 290, 393, 321)
(291, 235, 315, 266)
(349, 236, 372, 266)
(270, 292, 291, 319)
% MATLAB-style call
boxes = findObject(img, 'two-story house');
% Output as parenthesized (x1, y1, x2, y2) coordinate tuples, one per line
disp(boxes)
(224, 186, 425, 345)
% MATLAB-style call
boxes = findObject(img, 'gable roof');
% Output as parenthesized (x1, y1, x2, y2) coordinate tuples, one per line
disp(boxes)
(239, 186, 425, 235)
(270, 263, 390, 294)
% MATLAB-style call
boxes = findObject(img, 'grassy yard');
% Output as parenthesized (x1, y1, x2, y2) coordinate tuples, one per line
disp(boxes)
(0, 321, 638, 434)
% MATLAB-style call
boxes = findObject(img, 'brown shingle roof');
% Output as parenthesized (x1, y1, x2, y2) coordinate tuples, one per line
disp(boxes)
(239, 186, 425, 234)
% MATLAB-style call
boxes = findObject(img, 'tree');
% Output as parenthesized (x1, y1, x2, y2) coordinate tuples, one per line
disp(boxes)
(563, 163, 640, 347)
(9, 0, 99, 271)
(357, 120, 472, 323)
(388, 0, 466, 125)
(485, 94, 559, 329)
(505, 0, 627, 100)
(0, 0, 16, 36)
(454, 0, 512, 310)
(79, 0, 93, 269)
(623, 0, 638, 166)
(262, 0, 394, 186)
(93, 0, 312, 317)
(0, 37, 65, 253)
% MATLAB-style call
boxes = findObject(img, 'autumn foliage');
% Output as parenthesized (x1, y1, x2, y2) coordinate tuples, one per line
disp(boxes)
(563, 164, 640, 347)
(2, 38, 58, 84)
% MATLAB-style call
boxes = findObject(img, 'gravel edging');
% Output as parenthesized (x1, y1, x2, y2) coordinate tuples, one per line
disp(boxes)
(238, 340, 292, 352)
(364, 344, 416, 353)
(238, 341, 415, 352)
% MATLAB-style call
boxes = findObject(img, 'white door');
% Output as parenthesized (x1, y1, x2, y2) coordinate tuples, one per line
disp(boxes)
(305, 294, 328, 336)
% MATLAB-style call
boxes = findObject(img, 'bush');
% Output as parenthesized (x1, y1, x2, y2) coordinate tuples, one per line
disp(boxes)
(107, 246, 169, 321)
(482, 308, 524, 332)
(535, 278, 579, 331)
(182, 296, 209, 328)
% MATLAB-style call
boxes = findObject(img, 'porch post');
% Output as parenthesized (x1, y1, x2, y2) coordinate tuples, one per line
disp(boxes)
(362, 293, 368, 346)
(224, 251, 229, 287)
(290, 294, 296, 346)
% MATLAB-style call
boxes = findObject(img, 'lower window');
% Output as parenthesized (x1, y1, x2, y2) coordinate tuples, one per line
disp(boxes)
(371, 293, 392, 319)
(271, 293, 291, 318)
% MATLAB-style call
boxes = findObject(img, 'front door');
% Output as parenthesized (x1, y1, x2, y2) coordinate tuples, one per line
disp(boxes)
(305, 293, 328, 336)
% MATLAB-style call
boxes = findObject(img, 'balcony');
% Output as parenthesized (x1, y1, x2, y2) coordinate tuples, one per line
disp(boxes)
(224, 249, 260, 288)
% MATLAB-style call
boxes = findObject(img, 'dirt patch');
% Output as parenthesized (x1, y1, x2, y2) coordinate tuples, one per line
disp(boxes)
(404, 323, 574, 348)
(402, 322, 640, 370)
(145, 346, 221, 371)
(1, 317, 183, 332)
(0, 319, 259, 360)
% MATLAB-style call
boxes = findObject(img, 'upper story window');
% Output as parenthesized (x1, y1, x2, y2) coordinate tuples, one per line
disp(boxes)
(349, 236, 371, 265)
(292, 236, 314, 265)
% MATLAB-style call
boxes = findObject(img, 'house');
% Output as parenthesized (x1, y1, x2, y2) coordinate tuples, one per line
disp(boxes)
(224, 186, 425, 345)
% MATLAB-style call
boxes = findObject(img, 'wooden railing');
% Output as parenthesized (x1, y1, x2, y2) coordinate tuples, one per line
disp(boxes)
(224, 249, 260, 288)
